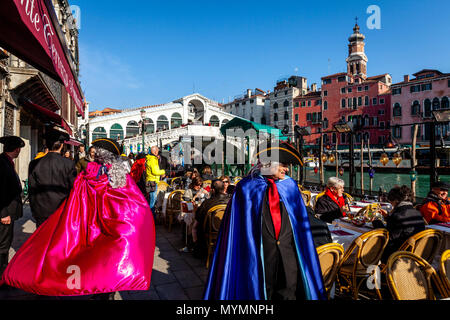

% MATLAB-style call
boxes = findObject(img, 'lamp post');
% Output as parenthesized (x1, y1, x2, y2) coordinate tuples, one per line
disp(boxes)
(140, 109, 146, 154)
(294, 125, 311, 185)
(334, 121, 356, 195)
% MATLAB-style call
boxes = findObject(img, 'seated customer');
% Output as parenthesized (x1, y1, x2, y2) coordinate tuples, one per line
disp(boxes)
(184, 176, 208, 204)
(192, 180, 230, 258)
(373, 185, 425, 263)
(201, 165, 215, 181)
(315, 177, 351, 224)
(420, 181, 450, 224)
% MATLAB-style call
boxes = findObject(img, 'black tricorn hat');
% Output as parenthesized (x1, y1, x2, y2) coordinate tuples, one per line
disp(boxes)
(0, 136, 25, 151)
(431, 181, 450, 191)
(45, 131, 69, 148)
(255, 141, 303, 166)
(92, 138, 122, 156)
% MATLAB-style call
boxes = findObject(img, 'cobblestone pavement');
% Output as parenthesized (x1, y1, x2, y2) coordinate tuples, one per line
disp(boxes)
(0, 206, 208, 300)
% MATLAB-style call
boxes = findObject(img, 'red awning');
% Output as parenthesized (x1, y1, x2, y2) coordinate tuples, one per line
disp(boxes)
(22, 100, 73, 136)
(0, 0, 84, 117)
(65, 139, 83, 147)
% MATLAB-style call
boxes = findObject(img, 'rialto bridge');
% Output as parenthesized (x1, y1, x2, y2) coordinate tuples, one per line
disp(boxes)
(87, 94, 238, 154)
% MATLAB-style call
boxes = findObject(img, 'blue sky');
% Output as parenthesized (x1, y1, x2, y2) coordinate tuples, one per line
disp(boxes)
(74, 0, 450, 111)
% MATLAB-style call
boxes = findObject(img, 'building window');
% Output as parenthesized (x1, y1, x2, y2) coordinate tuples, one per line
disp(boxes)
(373, 98, 378, 105)
(373, 117, 378, 127)
(332, 133, 337, 144)
(348, 87, 352, 93)
(341, 99, 346, 108)
(365, 96, 369, 106)
(393, 103, 402, 117)
(433, 97, 440, 111)
(341, 133, 346, 143)
(324, 101, 328, 110)
(284, 100, 289, 107)
(316, 100, 322, 106)
(442, 97, 449, 109)
(424, 99, 432, 117)
(358, 97, 362, 106)
(341, 87, 346, 94)
(274, 113, 278, 121)
(364, 86, 369, 91)
(273, 102, 279, 109)
(301, 101, 306, 107)
(250, 99, 254, 103)
(323, 79, 332, 85)
(378, 109, 385, 115)
(353, 97, 357, 109)
(379, 98, 385, 104)
(295, 101, 299, 108)
(358, 87, 362, 92)
(379, 121, 385, 129)
(284, 111, 289, 120)
(348, 98, 352, 108)
(307, 100, 311, 107)
(392, 88, 402, 95)
(295, 114, 299, 122)
(421, 83, 432, 91)
(323, 90, 328, 97)
(393, 126, 402, 139)
(285, 90, 288, 95)
(306, 113, 311, 121)
(338, 76, 346, 82)
(410, 84, 421, 93)
(411, 100, 420, 115)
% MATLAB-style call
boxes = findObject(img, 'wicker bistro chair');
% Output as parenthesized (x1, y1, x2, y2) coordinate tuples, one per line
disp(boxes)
(301, 190, 312, 207)
(157, 181, 170, 193)
(165, 190, 185, 233)
(204, 204, 227, 269)
(397, 229, 444, 265)
(440, 249, 450, 296)
(386, 251, 449, 300)
(317, 243, 345, 299)
(337, 229, 389, 300)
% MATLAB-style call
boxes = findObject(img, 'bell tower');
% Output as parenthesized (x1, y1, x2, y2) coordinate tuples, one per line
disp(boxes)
(346, 19, 368, 80)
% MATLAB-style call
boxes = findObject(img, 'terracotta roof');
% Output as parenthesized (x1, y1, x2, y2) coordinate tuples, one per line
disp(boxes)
(366, 74, 389, 80)
(321, 72, 347, 80)
(413, 69, 444, 77)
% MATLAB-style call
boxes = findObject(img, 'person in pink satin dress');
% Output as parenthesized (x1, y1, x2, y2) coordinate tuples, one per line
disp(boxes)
(1, 138, 155, 299)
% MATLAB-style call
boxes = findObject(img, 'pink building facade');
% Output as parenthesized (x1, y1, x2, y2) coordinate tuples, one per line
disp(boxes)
(390, 69, 450, 145)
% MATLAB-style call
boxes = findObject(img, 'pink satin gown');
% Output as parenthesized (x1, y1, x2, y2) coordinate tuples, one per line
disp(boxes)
(1, 162, 155, 296)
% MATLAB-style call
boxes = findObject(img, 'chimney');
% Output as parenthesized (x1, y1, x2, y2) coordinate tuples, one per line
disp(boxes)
(404, 75, 410, 82)
(247, 89, 252, 98)
(311, 83, 317, 92)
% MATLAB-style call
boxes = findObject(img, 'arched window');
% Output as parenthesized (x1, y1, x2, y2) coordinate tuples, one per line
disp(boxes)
(126, 121, 139, 138)
(364, 115, 370, 126)
(442, 97, 449, 109)
(283, 100, 289, 107)
(143, 118, 154, 134)
(393, 103, 402, 117)
(110, 124, 124, 140)
(273, 103, 279, 109)
(157, 115, 169, 131)
(323, 118, 328, 129)
(274, 113, 278, 122)
(324, 101, 328, 110)
(411, 100, 420, 116)
(332, 133, 337, 144)
(210, 115, 220, 127)
(433, 98, 440, 111)
(441, 97, 450, 109)
(424, 99, 432, 118)
(92, 127, 107, 141)
(171, 112, 182, 129)
(365, 96, 369, 106)
(221, 119, 229, 127)
(284, 111, 289, 120)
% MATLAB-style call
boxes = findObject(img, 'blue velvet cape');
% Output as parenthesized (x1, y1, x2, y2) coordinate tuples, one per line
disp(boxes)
(203, 174, 326, 300)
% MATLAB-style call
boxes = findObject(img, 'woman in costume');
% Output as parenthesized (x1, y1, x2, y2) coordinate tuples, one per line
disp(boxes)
(1, 138, 155, 297)
(204, 142, 325, 300)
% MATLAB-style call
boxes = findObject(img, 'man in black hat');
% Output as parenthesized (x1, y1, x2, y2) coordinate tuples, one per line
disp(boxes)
(204, 141, 325, 300)
(0, 136, 25, 275)
(28, 134, 77, 228)
(420, 181, 450, 224)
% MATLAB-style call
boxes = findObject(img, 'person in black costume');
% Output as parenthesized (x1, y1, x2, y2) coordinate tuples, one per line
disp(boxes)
(0, 136, 25, 276)
(28, 135, 77, 228)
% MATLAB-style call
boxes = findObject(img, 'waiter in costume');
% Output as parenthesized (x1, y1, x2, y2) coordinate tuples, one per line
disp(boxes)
(0, 136, 25, 276)
(204, 142, 325, 300)
(1, 138, 155, 297)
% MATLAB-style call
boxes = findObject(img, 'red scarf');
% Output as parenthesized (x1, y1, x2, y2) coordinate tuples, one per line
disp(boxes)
(325, 188, 345, 208)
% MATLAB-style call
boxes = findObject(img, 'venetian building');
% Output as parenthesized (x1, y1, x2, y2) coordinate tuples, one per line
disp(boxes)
(0, 0, 83, 181)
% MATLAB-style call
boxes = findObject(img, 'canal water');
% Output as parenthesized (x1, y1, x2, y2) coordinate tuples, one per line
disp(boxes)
(303, 168, 450, 199)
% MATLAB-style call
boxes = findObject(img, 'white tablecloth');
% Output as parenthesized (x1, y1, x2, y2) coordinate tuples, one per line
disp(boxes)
(328, 223, 362, 251)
